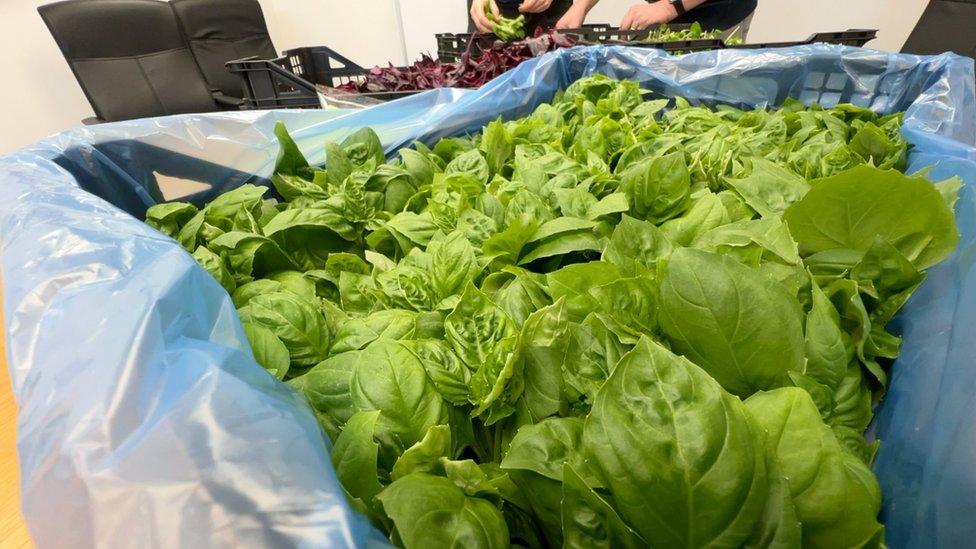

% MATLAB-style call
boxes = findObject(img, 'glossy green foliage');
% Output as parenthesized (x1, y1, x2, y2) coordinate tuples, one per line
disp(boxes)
(145, 75, 957, 548)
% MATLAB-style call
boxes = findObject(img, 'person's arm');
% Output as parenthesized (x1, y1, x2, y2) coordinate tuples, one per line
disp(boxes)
(555, 0, 601, 29)
(620, 0, 707, 31)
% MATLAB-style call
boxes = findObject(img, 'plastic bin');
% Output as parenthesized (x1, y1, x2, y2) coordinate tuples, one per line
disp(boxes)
(226, 46, 418, 109)
(587, 27, 878, 52)
(1, 45, 975, 548)
(435, 26, 877, 61)
(435, 23, 606, 62)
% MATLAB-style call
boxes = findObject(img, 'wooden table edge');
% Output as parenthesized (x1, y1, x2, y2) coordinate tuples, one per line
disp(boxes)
(1, 274, 34, 548)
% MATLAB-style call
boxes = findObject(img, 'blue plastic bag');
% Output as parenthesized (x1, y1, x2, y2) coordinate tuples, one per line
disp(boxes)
(0, 45, 974, 548)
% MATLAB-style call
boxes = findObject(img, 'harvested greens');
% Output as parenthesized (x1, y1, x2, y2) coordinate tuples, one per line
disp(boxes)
(641, 22, 745, 45)
(146, 75, 959, 549)
(337, 30, 575, 93)
(484, 0, 527, 41)
(335, 22, 739, 95)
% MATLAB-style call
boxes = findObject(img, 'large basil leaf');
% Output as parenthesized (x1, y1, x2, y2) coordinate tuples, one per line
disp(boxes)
(744, 445, 802, 549)
(391, 424, 452, 480)
(445, 149, 490, 185)
(659, 190, 730, 247)
(501, 417, 583, 481)
(288, 351, 358, 441)
(399, 148, 437, 186)
(619, 150, 691, 223)
(506, 471, 564, 547)
(483, 268, 551, 327)
(745, 388, 884, 548)
(481, 118, 514, 176)
(331, 309, 419, 354)
(546, 262, 622, 322)
(341, 127, 385, 168)
(241, 321, 290, 380)
(376, 263, 436, 312)
(145, 202, 198, 238)
(602, 214, 673, 274)
(784, 165, 958, 269)
(725, 158, 810, 218)
(444, 284, 521, 421)
(562, 314, 629, 404)
(429, 231, 481, 300)
(518, 300, 571, 421)
(404, 339, 470, 405)
(209, 232, 298, 284)
(377, 473, 509, 549)
(331, 410, 383, 503)
(583, 338, 770, 546)
(561, 464, 645, 549)
(804, 280, 850, 391)
(350, 339, 449, 456)
(242, 291, 330, 366)
(262, 209, 358, 270)
(660, 248, 805, 397)
(273, 121, 310, 175)
(693, 216, 801, 266)
(192, 246, 236, 293)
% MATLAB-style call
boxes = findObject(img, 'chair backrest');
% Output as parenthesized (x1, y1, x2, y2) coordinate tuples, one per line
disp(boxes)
(901, 0, 976, 58)
(38, 0, 217, 122)
(170, 0, 278, 97)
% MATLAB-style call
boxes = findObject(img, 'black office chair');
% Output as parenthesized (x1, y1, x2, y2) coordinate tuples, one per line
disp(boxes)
(901, 0, 976, 58)
(170, 0, 278, 100)
(39, 0, 221, 123)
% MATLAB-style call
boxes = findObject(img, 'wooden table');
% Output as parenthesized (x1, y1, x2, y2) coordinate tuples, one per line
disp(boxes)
(0, 283, 33, 548)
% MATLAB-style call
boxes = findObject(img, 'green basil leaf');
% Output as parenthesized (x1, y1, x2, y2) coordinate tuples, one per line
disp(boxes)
(351, 339, 449, 455)
(784, 165, 958, 269)
(583, 338, 770, 546)
(391, 424, 452, 480)
(378, 473, 509, 549)
(241, 321, 290, 380)
(245, 291, 330, 366)
(288, 351, 358, 441)
(745, 388, 883, 548)
(561, 464, 646, 549)
(331, 410, 383, 503)
(659, 248, 805, 397)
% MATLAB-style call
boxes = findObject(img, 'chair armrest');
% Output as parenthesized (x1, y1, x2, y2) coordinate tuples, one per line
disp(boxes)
(211, 91, 244, 108)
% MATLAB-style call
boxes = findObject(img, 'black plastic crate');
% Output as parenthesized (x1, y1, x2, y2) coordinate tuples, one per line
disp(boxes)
(226, 46, 418, 110)
(435, 23, 608, 62)
(226, 56, 321, 109)
(436, 32, 488, 63)
(435, 25, 876, 62)
(567, 23, 694, 44)
(733, 30, 879, 49)
(608, 28, 878, 53)
(433, 23, 710, 62)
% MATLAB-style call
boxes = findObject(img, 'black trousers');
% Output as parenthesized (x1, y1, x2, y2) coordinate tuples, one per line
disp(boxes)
(466, 0, 574, 33)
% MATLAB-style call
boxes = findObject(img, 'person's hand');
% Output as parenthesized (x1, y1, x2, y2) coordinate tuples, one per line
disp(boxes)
(520, 0, 554, 13)
(620, 1, 678, 31)
(471, 0, 499, 32)
(555, 3, 588, 29)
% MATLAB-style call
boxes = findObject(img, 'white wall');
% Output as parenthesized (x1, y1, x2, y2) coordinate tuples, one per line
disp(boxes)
(0, 0, 935, 154)
(748, 0, 928, 51)
(401, 0, 468, 61)
(0, 0, 96, 154)
(259, 0, 405, 65)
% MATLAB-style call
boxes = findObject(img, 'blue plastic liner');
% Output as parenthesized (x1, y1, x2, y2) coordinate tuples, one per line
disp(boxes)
(0, 45, 974, 548)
